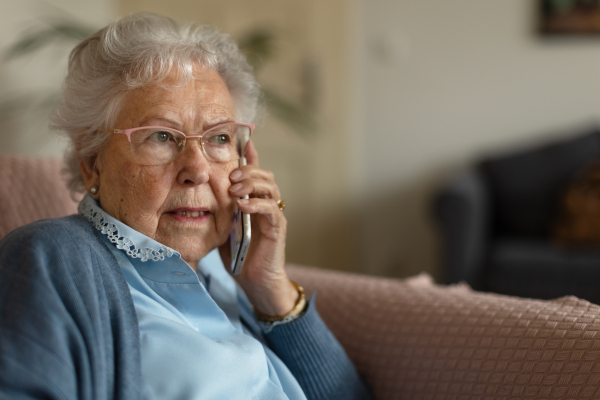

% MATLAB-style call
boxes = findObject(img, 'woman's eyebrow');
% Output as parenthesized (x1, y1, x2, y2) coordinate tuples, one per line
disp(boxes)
(204, 119, 236, 130)
(140, 116, 181, 128)
(139, 116, 236, 131)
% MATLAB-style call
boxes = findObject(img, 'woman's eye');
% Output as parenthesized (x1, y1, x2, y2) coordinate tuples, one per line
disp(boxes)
(209, 134, 229, 145)
(149, 131, 172, 143)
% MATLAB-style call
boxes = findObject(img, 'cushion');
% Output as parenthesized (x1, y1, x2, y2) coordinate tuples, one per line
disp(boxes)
(553, 160, 600, 247)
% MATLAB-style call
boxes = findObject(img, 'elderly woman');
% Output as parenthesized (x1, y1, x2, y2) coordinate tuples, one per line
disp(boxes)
(0, 12, 371, 400)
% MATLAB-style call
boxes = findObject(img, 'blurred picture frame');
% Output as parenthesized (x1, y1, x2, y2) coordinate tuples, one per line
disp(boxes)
(540, 0, 600, 35)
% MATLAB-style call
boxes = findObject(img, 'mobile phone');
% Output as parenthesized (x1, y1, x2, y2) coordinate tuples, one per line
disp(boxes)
(229, 143, 251, 275)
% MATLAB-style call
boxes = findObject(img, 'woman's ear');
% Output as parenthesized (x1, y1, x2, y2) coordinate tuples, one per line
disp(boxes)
(80, 156, 101, 196)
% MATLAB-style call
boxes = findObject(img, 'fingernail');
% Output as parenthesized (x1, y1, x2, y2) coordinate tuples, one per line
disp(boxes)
(230, 170, 242, 180)
(230, 183, 243, 192)
(238, 199, 250, 205)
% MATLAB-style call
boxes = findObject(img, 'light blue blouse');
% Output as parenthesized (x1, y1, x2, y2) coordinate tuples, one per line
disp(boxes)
(79, 195, 306, 400)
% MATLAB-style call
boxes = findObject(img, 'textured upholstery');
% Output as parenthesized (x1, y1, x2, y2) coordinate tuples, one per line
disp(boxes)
(3, 154, 600, 399)
(0, 155, 78, 240)
(288, 267, 600, 400)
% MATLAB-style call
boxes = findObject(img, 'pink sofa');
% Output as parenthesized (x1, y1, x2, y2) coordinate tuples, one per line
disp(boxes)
(2, 154, 600, 400)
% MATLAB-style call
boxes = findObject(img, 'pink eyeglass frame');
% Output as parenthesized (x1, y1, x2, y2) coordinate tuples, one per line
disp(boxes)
(114, 122, 255, 142)
(113, 122, 255, 162)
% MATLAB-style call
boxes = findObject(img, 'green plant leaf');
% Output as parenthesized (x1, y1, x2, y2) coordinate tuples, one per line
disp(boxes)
(237, 29, 276, 71)
(4, 22, 95, 61)
(263, 89, 317, 136)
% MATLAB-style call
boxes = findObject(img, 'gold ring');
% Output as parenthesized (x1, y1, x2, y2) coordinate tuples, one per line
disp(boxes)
(276, 199, 286, 211)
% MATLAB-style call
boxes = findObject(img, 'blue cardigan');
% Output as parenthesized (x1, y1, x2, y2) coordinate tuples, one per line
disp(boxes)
(0, 215, 372, 400)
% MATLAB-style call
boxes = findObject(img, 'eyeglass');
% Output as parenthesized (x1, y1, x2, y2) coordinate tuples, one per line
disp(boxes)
(114, 122, 254, 166)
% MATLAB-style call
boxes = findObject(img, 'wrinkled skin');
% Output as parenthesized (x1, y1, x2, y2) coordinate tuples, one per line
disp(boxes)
(80, 66, 296, 315)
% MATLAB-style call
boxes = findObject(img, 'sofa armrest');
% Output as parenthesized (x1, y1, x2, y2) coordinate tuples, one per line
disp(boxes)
(0, 155, 78, 240)
(288, 265, 600, 400)
(432, 169, 490, 288)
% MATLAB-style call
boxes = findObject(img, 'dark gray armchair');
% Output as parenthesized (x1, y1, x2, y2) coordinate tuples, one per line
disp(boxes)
(434, 127, 600, 304)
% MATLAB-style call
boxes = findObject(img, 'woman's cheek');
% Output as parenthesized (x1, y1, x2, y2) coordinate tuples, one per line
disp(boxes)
(135, 167, 173, 204)
(212, 168, 235, 210)
(215, 198, 236, 241)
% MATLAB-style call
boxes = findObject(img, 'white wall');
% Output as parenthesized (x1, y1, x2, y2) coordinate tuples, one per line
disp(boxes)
(0, 0, 115, 157)
(357, 0, 600, 278)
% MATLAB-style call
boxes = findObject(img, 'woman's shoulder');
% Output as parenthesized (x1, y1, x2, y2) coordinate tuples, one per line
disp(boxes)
(0, 214, 113, 278)
(0, 214, 132, 317)
(1, 215, 95, 250)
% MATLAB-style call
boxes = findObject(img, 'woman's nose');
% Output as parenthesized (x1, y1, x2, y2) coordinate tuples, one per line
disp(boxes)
(176, 138, 210, 185)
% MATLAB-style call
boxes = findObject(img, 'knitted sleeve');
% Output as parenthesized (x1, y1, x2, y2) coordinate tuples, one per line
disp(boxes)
(265, 294, 373, 400)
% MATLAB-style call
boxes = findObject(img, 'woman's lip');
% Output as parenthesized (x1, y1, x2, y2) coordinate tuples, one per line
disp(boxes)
(166, 207, 211, 221)
(167, 212, 211, 223)
(169, 207, 210, 212)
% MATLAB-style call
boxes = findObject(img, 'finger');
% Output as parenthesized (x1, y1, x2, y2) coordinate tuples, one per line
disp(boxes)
(229, 165, 275, 183)
(237, 198, 283, 227)
(229, 178, 281, 200)
(245, 140, 259, 167)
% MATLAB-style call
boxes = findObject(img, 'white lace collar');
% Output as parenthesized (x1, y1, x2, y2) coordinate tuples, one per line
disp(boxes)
(78, 195, 178, 262)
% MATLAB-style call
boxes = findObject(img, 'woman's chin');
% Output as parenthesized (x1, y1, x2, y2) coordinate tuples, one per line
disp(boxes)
(177, 245, 213, 268)
(155, 224, 225, 268)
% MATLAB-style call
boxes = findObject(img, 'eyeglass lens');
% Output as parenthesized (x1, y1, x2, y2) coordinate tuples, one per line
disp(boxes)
(129, 124, 250, 166)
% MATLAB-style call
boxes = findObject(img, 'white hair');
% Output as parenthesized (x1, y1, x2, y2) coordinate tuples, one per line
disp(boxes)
(51, 12, 262, 197)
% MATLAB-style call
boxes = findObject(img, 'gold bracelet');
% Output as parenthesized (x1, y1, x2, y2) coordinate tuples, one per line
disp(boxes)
(253, 280, 307, 323)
